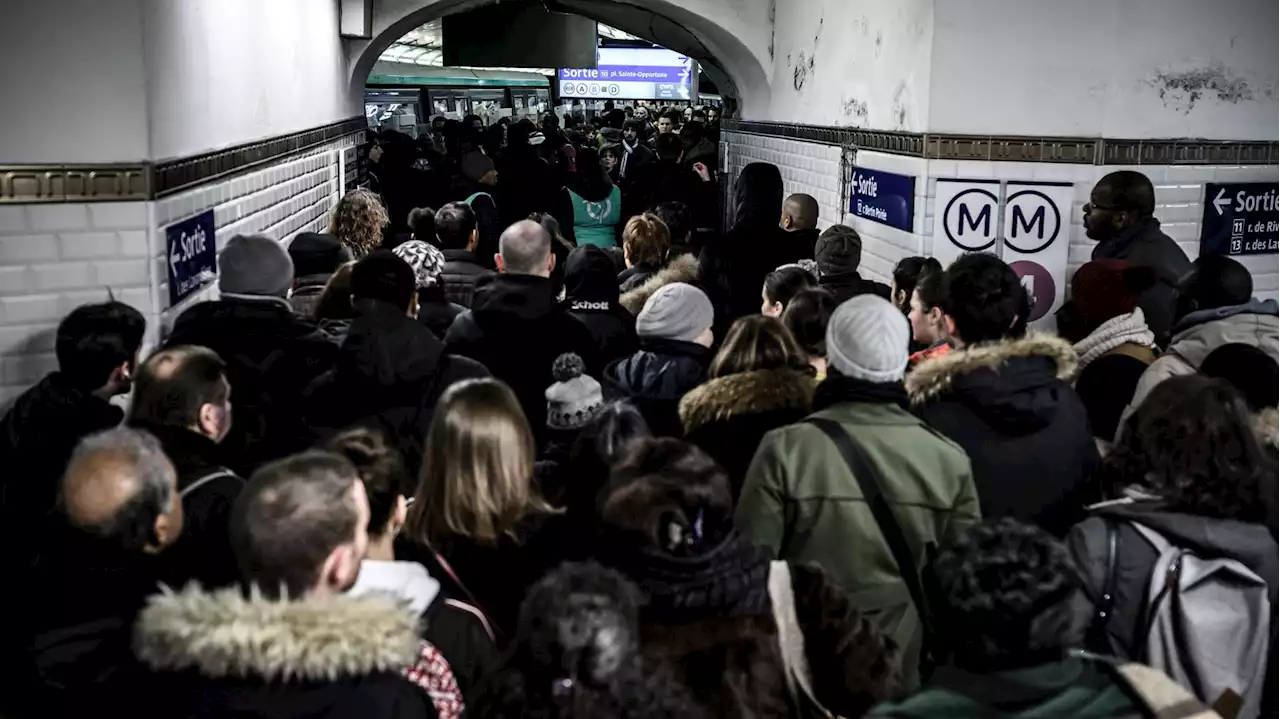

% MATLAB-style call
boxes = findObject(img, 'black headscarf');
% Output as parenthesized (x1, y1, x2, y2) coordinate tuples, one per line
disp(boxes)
(732, 162, 783, 229)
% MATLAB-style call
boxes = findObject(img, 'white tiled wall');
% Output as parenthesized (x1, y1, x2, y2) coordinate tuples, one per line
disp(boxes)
(0, 202, 152, 405)
(723, 131, 1279, 298)
(153, 135, 358, 331)
(0, 133, 360, 406)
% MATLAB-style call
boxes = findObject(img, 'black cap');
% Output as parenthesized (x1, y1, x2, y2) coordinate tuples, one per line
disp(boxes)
(287, 233, 349, 278)
(351, 249, 416, 310)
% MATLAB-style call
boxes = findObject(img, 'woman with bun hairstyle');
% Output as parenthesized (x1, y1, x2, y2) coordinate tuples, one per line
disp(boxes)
(332, 427, 498, 704)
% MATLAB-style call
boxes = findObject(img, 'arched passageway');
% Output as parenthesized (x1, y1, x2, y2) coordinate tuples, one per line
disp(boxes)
(345, 0, 774, 117)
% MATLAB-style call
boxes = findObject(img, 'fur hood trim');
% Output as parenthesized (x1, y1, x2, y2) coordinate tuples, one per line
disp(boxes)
(620, 253, 699, 315)
(679, 368, 816, 433)
(134, 584, 421, 681)
(905, 332, 1078, 404)
(1255, 407, 1278, 449)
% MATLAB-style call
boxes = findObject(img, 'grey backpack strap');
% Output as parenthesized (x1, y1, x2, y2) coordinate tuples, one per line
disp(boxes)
(768, 561, 836, 718)
(180, 469, 237, 499)
(1111, 663, 1222, 719)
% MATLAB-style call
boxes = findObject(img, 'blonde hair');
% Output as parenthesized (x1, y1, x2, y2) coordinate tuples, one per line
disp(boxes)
(328, 189, 388, 259)
(709, 315, 812, 379)
(623, 212, 670, 268)
(406, 378, 554, 546)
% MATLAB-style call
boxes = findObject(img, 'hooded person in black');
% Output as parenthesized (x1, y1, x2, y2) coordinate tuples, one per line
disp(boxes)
(445, 221, 599, 444)
(699, 163, 804, 340)
(496, 120, 555, 230)
(565, 246, 638, 367)
(304, 250, 488, 473)
(905, 253, 1100, 536)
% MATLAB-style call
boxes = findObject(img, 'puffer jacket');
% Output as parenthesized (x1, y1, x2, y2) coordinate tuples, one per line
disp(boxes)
(619, 253, 699, 315)
(604, 338, 711, 438)
(678, 367, 816, 498)
(1091, 217, 1193, 346)
(906, 333, 1100, 536)
(1121, 299, 1279, 437)
(438, 249, 494, 308)
(738, 389, 979, 690)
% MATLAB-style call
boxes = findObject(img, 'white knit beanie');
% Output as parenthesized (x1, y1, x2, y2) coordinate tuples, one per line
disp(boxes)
(825, 295, 910, 382)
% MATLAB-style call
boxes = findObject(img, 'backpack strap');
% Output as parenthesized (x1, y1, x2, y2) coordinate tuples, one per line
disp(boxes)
(180, 469, 238, 499)
(768, 561, 834, 718)
(1087, 519, 1122, 650)
(1109, 662, 1222, 719)
(807, 418, 939, 655)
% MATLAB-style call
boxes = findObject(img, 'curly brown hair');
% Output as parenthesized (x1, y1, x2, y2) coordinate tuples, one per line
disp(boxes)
(328, 189, 388, 259)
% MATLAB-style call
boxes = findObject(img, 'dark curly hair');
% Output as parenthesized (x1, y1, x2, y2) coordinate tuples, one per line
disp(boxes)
(1107, 374, 1272, 523)
(939, 253, 1024, 344)
(472, 562, 703, 719)
(935, 519, 1087, 671)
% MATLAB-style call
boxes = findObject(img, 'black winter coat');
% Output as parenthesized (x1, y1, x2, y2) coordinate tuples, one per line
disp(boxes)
(678, 367, 816, 499)
(438, 249, 494, 308)
(11, 527, 161, 718)
(416, 286, 466, 340)
(166, 297, 337, 474)
(604, 338, 712, 438)
(304, 299, 488, 473)
(905, 334, 1101, 536)
(133, 585, 439, 719)
(0, 372, 123, 568)
(565, 245, 638, 366)
(444, 274, 599, 443)
(131, 422, 244, 591)
(820, 271, 893, 304)
(1091, 218, 1193, 347)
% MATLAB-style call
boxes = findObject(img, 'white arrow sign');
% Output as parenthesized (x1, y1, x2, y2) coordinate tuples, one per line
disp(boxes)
(1213, 187, 1231, 216)
(169, 246, 182, 273)
(678, 85, 690, 99)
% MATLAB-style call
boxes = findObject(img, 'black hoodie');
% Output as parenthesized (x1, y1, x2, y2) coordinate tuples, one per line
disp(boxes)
(905, 334, 1101, 535)
(305, 298, 488, 472)
(444, 274, 599, 443)
(565, 246, 637, 365)
(699, 163, 799, 337)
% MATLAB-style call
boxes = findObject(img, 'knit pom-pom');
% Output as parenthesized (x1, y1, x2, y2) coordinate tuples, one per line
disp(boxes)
(552, 353, 586, 382)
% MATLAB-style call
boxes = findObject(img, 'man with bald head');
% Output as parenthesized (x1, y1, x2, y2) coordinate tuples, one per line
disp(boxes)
(18, 428, 179, 714)
(1084, 170, 1192, 345)
(779, 193, 821, 266)
(446, 219, 599, 440)
(128, 345, 243, 589)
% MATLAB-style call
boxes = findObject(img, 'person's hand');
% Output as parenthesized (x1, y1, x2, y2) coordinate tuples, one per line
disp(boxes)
(693, 162, 711, 182)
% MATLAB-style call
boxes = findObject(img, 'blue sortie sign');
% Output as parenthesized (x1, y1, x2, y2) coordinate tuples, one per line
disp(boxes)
(849, 168, 916, 233)
(1199, 182, 1278, 256)
(166, 210, 217, 306)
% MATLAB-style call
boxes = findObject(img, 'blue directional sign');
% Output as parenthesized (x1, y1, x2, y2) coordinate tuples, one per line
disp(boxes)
(1200, 182, 1278, 256)
(166, 210, 217, 306)
(849, 167, 916, 233)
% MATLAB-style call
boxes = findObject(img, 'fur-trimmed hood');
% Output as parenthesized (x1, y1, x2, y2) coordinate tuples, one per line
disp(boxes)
(1256, 407, 1279, 449)
(620, 253, 699, 315)
(134, 584, 421, 682)
(906, 333, 1078, 404)
(679, 368, 817, 434)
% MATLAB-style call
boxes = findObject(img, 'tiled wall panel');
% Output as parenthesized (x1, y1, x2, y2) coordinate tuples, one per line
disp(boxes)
(0, 201, 151, 405)
(725, 131, 1279, 299)
(0, 133, 360, 406)
(153, 135, 358, 332)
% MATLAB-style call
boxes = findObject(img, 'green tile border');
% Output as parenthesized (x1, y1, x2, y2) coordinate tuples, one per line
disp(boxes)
(723, 120, 1278, 166)
(0, 116, 366, 204)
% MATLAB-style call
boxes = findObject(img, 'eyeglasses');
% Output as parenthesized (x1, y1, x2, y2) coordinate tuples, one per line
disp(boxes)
(1084, 201, 1122, 213)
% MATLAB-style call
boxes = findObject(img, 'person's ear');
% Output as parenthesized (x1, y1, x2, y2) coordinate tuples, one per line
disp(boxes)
(318, 543, 360, 594)
(943, 313, 958, 339)
(147, 494, 181, 554)
(197, 402, 220, 439)
(495, 254, 506, 273)
(392, 495, 408, 535)
(467, 229, 478, 252)
(407, 290, 419, 317)
(547, 252, 557, 274)
(894, 288, 906, 307)
(108, 361, 131, 387)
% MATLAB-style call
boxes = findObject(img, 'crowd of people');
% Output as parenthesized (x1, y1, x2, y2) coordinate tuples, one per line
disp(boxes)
(0, 106, 1276, 719)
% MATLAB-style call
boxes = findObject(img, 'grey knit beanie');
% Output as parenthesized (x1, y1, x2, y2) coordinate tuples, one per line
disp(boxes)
(826, 295, 910, 382)
(636, 282, 714, 343)
(219, 234, 294, 298)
